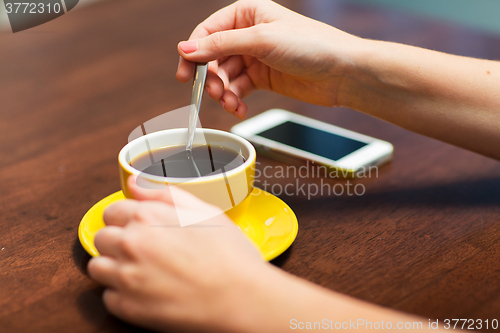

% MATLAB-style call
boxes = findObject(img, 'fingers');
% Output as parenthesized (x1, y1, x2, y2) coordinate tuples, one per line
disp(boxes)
(177, 26, 266, 63)
(128, 175, 216, 212)
(103, 196, 176, 228)
(103, 200, 140, 227)
(203, 56, 252, 118)
(229, 72, 255, 119)
(116, 177, 228, 228)
(102, 288, 120, 313)
(188, 2, 239, 40)
(88, 256, 119, 287)
(176, 1, 241, 83)
(175, 8, 264, 118)
(217, 55, 245, 116)
(175, 0, 281, 117)
(128, 176, 174, 205)
(104, 178, 182, 227)
(205, 64, 225, 101)
(235, 99, 248, 119)
(230, 71, 256, 100)
(220, 90, 239, 115)
(102, 289, 140, 322)
(94, 226, 128, 258)
(175, 57, 195, 83)
(218, 55, 245, 84)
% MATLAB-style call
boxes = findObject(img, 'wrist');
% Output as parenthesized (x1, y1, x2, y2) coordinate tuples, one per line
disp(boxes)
(335, 37, 381, 110)
(218, 263, 342, 333)
(213, 263, 296, 333)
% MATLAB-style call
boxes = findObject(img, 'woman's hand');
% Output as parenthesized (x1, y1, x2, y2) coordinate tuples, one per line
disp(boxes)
(87, 177, 268, 332)
(87, 180, 439, 333)
(176, 0, 362, 119)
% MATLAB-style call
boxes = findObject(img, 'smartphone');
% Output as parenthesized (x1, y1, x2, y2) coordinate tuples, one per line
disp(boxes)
(230, 109, 393, 177)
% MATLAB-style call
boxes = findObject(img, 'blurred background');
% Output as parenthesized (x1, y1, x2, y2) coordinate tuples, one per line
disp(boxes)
(2, 0, 500, 35)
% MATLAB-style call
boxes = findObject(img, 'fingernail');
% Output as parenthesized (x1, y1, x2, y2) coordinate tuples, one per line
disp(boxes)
(177, 56, 182, 69)
(235, 109, 244, 119)
(179, 40, 197, 54)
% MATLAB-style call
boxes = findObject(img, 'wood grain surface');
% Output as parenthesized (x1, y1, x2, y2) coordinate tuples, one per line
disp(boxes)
(0, 0, 499, 332)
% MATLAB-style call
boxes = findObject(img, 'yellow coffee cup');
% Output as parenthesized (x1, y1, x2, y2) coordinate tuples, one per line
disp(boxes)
(118, 128, 256, 225)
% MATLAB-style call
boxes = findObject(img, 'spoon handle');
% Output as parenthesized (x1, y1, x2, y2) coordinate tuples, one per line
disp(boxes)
(186, 63, 208, 151)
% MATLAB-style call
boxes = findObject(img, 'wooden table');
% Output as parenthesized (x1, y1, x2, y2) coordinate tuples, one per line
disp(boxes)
(1, 0, 499, 331)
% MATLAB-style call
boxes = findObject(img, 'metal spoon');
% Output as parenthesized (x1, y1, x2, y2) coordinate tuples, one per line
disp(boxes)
(186, 63, 208, 151)
(186, 63, 208, 177)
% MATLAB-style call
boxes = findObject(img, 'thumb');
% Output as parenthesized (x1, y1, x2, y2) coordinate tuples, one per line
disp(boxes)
(178, 26, 268, 62)
(127, 176, 222, 213)
(127, 175, 174, 204)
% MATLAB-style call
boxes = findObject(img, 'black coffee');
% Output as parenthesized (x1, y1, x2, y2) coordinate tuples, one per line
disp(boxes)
(131, 144, 246, 178)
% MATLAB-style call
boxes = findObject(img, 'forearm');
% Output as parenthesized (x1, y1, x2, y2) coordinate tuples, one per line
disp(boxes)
(339, 39, 500, 160)
(226, 265, 441, 333)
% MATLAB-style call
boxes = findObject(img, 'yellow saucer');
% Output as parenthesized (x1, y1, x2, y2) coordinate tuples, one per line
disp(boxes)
(78, 188, 298, 261)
